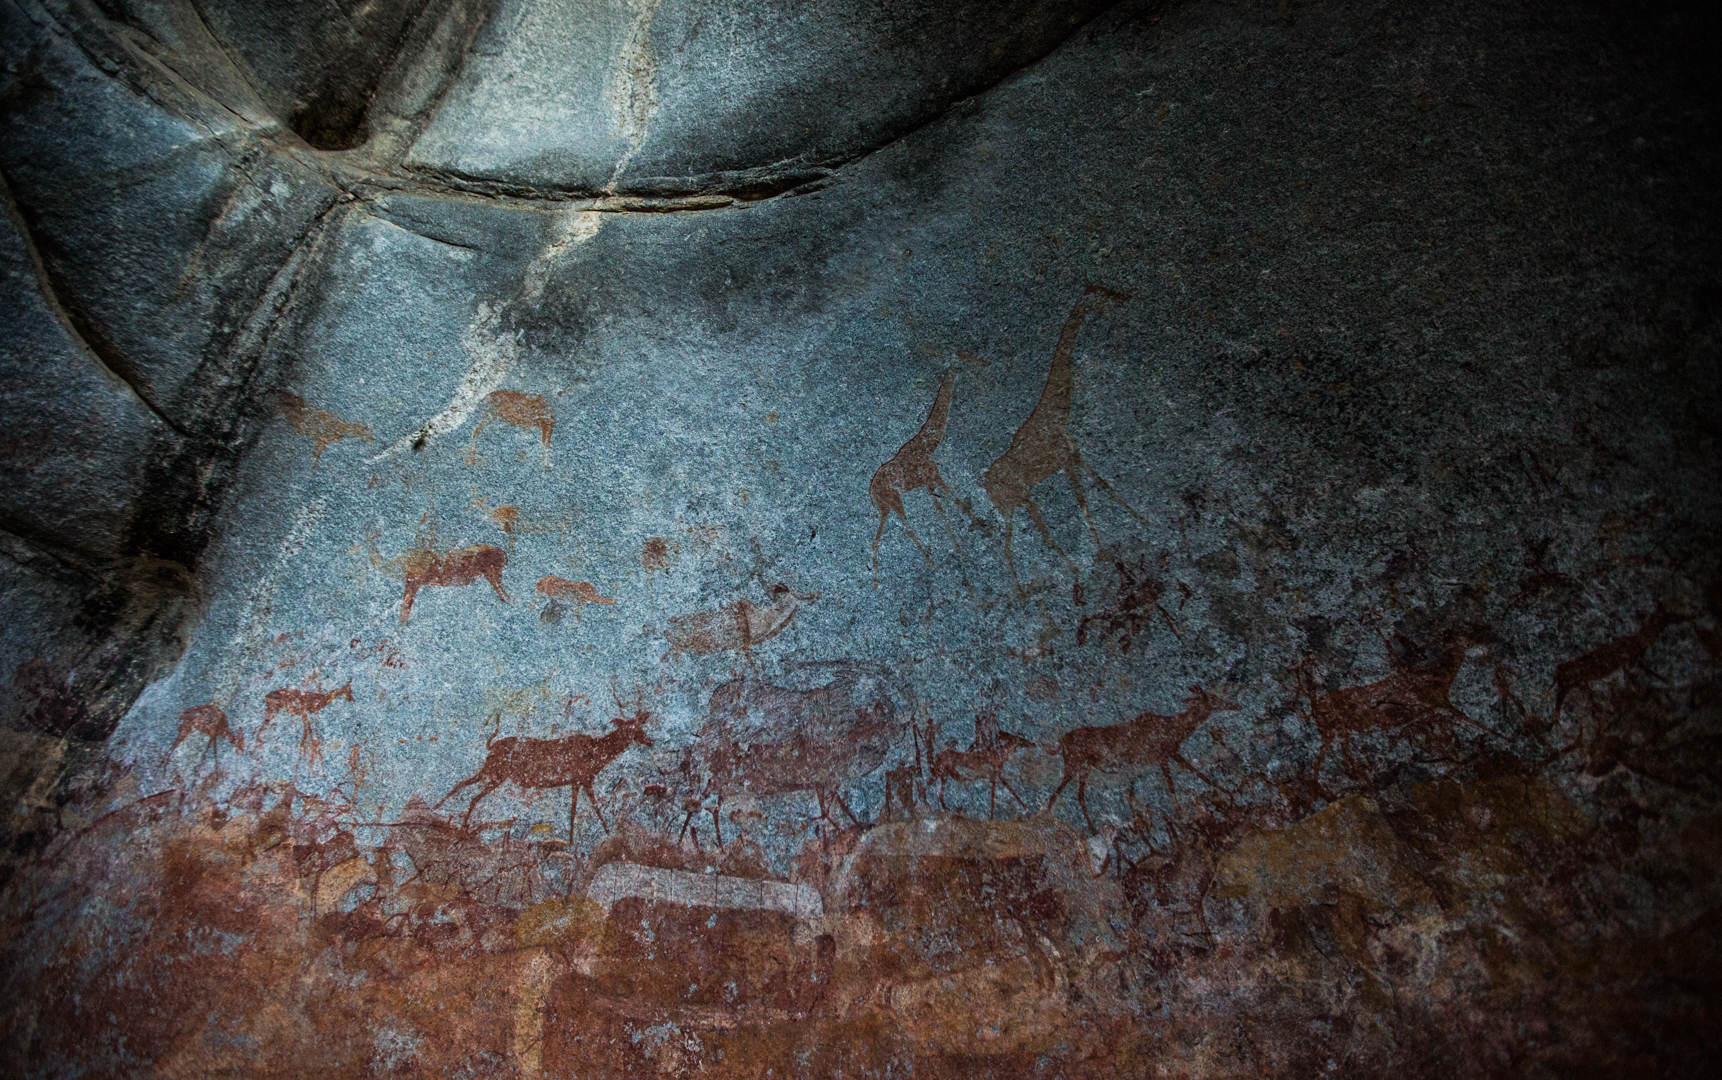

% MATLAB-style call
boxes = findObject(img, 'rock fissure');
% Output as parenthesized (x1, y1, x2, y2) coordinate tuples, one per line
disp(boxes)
(0, 167, 196, 441)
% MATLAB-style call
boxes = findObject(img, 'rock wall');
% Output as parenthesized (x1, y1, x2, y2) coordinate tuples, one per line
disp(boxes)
(1, 0, 1718, 1075)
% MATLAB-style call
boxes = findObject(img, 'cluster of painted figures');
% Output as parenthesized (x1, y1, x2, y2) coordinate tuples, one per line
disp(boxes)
(285, 286, 1147, 663)
(173, 587, 1718, 874)
(174, 285, 1718, 941)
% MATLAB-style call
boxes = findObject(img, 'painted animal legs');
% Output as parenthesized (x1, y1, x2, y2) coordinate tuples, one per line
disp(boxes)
(585, 781, 610, 834)
(1048, 768, 1076, 811)
(462, 778, 507, 829)
(929, 486, 970, 584)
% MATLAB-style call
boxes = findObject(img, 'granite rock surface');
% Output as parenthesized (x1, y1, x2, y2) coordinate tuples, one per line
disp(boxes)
(1, 0, 1719, 1075)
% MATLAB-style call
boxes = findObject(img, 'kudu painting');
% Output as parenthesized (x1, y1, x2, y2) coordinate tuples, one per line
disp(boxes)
(438, 695, 654, 839)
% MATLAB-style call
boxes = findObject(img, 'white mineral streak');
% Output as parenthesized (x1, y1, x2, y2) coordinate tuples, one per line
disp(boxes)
(585, 862, 824, 920)
(371, 210, 603, 461)
(605, 0, 662, 189)
(226, 494, 327, 677)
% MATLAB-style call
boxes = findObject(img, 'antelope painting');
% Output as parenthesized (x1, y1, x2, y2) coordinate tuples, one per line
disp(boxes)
(279, 392, 373, 465)
(535, 576, 616, 623)
(660, 582, 815, 668)
(397, 543, 510, 624)
(170, 704, 241, 768)
(471, 389, 554, 465)
(1298, 626, 1496, 787)
(1552, 603, 1682, 720)
(263, 682, 354, 766)
(927, 709, 1037, 818)
(1049, 685, 1237, 833)
(981, 285, 1146, 593)
(868, 367, 968, 584)
(437, 695, 654, 839)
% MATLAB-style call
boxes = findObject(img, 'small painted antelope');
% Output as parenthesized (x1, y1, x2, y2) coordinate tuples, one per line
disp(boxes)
(171, 705, 241, 768)
(928, 709, 1037, 818)
(264, 683, 355, 765)
(1551, 603, 1682, 721)
(1049, 685, 1237, 833)
(1298, 626, 1496, 787)
(398, 543, 510, 624)
(535, 576, 616, 623)
(437, 695, 654, 839)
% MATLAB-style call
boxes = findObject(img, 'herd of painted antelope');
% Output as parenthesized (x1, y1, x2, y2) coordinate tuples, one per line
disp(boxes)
(169, 592, 1710, 847)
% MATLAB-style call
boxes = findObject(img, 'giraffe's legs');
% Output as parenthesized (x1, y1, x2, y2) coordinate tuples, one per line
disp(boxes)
(1022, 498, 1076, 573)
(898, 511, 934, 566)
(871, 506, 889, 584)
(1063, 460, 1104, 552)
(928, 486, 970, 585)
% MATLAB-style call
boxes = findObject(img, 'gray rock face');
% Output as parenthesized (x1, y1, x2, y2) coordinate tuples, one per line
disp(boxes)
(1, 0, 1718, 1074)
(407, 0, 1109, 195)
(194, 0, 434, 150)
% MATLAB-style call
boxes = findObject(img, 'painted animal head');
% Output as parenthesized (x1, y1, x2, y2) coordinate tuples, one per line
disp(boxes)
(611, 711, 654, 749)
(609, 691, 655, 749)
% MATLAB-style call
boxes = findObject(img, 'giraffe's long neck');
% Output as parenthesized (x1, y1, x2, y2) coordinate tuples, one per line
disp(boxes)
(1032, 303, 1087, 425)
(917, 368, 955, 446)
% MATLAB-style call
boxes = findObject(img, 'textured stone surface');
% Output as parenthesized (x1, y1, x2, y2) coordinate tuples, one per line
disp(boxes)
(1, 0, 1719, 1075)
(406, 0, 1109, 195)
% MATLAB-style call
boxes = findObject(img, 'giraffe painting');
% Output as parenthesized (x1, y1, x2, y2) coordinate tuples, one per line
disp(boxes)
(868, 368, 967, 584)
(981, 285, 1144, 593)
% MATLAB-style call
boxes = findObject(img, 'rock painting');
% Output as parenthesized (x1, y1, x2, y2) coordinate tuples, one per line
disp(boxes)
(659, 582, 814, 667)
(278, 392, 373, 465)
(981, 285, 1146, 591)
(534, 575, 616, 623)
(438, 696, 653, 838)
(682, 672, 904, 844)
(1297, 627, 1495, 790)
(262, 682, 354, 766)
(4, 0, 1716, 1074)
(927, 708, 1036, 817)
(472, 389, 554, 453)
(1076, 554, 1179, 648)
(1049, 685, 1236, 832)
(170, 704, 240, 767)
(868, 367, 966, 582)
(641, 537, 673, 573)
(393, 543, 511, 624)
